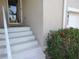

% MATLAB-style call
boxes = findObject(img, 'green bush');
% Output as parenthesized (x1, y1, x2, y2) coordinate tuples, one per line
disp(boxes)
(46, 28, 79, 59)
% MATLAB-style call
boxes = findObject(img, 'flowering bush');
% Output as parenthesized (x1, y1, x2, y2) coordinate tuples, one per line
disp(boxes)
(46, 28, 79, 59)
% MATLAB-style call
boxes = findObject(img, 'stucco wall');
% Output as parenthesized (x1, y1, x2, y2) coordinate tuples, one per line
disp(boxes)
(0, 0, 8, 27)
(22, 0, 44, 48)
(0, 0, 4, 27)
(22, 0, 63, 49)
(67, 0, 79, 8)
(43, 0, 63, 42)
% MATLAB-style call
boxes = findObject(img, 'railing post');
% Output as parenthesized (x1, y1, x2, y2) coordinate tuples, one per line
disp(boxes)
(2, 6, 12, 59)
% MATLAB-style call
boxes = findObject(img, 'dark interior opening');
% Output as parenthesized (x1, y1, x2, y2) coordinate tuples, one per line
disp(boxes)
(8, 0, 21, 24)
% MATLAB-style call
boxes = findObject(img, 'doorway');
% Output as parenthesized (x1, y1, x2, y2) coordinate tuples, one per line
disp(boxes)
(8, 0, 23, 26)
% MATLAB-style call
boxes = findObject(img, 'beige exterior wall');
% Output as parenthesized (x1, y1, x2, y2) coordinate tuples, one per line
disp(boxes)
(0, 0, 3, 27)
(22, 0, 63, 49)
(22, 0, 44, 49)
(67, 0, 79, 8)
(43, 0, 63, 32)
(43, 0, 63, 45)
(0, 0, 4, 27)
(0, 0, 8, 27)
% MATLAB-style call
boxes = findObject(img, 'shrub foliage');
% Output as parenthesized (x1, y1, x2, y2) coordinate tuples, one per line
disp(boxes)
(46, 28, 79, 59)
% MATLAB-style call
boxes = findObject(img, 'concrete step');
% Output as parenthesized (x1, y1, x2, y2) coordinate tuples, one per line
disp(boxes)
(0, 27, 45, 59)
(0, 27, 31, 33)
(0, 40, 39, 57)
(0, 35, 35, 46)
(0, 31, 33, 39)
(1, 46, 45, 59)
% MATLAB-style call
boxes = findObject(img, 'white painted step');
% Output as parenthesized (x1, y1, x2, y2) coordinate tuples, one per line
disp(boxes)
(0, 40, 38, 56)
(0, 31, 33, 39)
(0, 27, 31, 33)
(13, 47, 45, 59)
(0, 27, 45, 59)
(0, 36, 35, 46)
(1, 47, 45, 59)
(0, 49, 7, 58)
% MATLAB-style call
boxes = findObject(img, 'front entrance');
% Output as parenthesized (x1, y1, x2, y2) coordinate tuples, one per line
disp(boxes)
(8, 0, 22, 24)
(0, 0, 23, 27)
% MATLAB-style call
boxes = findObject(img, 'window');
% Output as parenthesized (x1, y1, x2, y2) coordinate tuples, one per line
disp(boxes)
(67, 7, 79, 28)
(63, 0, 79, 29)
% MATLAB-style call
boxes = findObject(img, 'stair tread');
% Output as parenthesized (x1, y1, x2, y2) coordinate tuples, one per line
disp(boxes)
(0, 27, 31, 33)
(0, 41, 39, 56)
(0, 31, 33, 39)
(0, 35, 35, 41)
(0, 40, 37, 48)
(0, 46, 45, 59)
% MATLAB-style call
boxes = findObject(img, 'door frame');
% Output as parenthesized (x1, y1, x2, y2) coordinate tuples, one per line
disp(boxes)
(6, 0, 23, 26)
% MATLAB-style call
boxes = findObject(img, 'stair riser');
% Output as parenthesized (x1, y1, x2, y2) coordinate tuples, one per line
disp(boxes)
(0, 41, 38, 55)
(1, 47, 45, 59)
(0, 27, 31, 33)
(0, 31, 33, 39)
(13, 47, 45, 59)
(0, 36, 35, 46)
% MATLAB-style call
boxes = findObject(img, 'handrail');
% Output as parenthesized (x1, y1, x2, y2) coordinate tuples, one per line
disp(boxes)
(2, 6, 12, 59)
